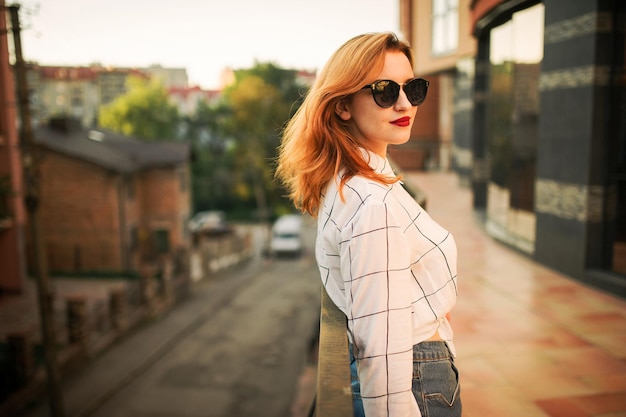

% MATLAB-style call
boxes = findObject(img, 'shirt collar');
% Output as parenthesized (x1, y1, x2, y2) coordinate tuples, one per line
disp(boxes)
(359, 147, 396, 177)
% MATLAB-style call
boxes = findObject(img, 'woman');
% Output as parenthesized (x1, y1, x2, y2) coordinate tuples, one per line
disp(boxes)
(276, 32, 461, 417)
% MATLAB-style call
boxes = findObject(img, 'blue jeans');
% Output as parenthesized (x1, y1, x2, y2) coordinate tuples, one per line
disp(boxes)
(350, 341, 462, 417)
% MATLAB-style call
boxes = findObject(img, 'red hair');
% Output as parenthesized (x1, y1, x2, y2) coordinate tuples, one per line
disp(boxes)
(275, 32, 413, 217)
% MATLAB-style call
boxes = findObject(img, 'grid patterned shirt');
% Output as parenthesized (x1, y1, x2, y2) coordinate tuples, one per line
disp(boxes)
(316, 149, 458, 417)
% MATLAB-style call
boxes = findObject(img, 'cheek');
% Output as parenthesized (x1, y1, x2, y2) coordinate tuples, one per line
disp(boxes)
(347, 100, 379, 129)
(353, 112, 382, 134)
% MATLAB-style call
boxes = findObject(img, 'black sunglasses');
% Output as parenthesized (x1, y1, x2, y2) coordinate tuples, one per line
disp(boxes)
(361, 78, 429, 108)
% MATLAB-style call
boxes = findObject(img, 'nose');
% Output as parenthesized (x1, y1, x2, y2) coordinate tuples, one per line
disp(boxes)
(394, 86, 412, 110)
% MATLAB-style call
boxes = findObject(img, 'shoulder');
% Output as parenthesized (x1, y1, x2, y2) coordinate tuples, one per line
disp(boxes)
(342, 174, 394, 206)
(320, 174, 397, 230)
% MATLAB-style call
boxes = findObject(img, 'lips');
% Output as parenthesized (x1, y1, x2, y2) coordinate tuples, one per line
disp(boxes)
(391, 116, 411, 127)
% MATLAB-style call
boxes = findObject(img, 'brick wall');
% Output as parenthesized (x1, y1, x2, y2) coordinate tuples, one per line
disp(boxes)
(37, 151, 123, 273)
(30, 147, 191, 275)
(139, 166, 191, 254)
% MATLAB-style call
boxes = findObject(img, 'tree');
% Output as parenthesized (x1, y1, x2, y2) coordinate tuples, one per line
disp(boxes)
(98, 76, 179, 141)
(182, 62, 308, 220)
(223, 72, 295, 222)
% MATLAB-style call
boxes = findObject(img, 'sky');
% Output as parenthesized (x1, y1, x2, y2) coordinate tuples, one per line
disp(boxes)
(17, 0, 401, 90)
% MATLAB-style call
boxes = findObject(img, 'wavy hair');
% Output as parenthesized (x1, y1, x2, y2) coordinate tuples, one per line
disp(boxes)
(275, 32, 413, 217)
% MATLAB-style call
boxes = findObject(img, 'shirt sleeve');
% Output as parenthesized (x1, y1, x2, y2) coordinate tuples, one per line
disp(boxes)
(340, 201, 421, 417)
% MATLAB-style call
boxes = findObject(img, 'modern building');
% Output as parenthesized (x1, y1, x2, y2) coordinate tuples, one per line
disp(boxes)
(399, 0, 625, 297)
(143, 64, 188, 89)
(391, 0, 477, 172)
(168, 86, 221, 116)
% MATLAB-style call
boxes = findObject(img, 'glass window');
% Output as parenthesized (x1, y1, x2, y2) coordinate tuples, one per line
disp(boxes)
(484, 3, 544, 250)
(71, 86, 82, 108)
(488, 4, 545, 212)
(129, 226, 138, 251)
(432, 0, 459, 56)
(609, 12, 626, 275)
(154, 229, 170, 254)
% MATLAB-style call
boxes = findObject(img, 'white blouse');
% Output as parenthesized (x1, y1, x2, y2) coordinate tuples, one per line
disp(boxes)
(316, 149, 458, 417)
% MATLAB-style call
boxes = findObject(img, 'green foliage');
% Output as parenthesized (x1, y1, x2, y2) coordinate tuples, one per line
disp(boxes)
(96, 63, 307, 221)
(189, 62, 306, 220)
(98, 76, 180, 141)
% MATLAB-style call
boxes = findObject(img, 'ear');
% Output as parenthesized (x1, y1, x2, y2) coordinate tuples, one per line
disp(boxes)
(334, 98, 352, 121)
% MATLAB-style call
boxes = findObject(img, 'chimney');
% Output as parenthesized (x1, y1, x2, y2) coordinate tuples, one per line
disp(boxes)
(48, 116, 80, 132)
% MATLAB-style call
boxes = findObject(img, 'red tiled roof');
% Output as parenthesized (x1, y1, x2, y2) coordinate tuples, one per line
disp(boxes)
(39, 66, 99, 81)
(37, 65, 149, 81)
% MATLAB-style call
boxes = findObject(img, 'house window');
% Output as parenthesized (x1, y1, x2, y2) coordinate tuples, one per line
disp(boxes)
(154, 229, 170, 254)
(179, 168, 187, 192)
(71, 86, 82, 107)
(129, 226, 138, 251)
(432, 0, 459, 56)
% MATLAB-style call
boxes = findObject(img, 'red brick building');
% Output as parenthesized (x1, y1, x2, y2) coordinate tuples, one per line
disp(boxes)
(0, 0, 27, 294)
(30, 119, 191, 275)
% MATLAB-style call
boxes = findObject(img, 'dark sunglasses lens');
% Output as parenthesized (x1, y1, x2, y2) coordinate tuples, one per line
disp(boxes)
(372, 80, 400, 108)
(405, 79, 428, 106)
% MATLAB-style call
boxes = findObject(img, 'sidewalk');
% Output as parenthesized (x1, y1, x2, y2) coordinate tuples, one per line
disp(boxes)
(405, 172, 626, 417)
(0, 277, 137, 344)
(3, 173, 626, 417)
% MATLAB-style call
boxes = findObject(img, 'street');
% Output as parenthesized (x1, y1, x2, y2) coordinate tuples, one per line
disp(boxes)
(22, 221, 321, 417)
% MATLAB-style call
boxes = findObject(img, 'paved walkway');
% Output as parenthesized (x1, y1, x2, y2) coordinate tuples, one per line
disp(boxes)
(3, 172, 626, 417)
(404, 172, 626, 417)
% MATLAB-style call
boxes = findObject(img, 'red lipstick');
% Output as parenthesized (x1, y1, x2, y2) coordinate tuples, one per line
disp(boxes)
(391, 116, 411, 127)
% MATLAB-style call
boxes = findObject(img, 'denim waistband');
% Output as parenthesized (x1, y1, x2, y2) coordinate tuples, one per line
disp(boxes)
(349, 341, 453, 362)
(413, 341, 453, 361)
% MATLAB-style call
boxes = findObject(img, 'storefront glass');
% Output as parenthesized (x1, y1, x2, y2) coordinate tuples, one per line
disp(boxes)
(486, 3, 544, 252)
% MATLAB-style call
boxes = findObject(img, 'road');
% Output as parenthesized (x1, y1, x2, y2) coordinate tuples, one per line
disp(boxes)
(24, 221, 321, 417)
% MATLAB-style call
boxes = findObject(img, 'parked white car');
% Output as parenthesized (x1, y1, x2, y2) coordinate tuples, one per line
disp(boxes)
(270, 214, 303, 256)
(188, 211, 231, 235)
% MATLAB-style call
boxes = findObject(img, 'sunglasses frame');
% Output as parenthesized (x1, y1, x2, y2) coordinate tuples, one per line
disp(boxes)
(361, 78, 430, 108)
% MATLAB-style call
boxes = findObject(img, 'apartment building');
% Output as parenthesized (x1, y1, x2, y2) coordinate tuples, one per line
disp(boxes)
(26, 64, 149, 128)
(168, 86, 221, 116)
(399, 0, 625, 297)
(25, 63, 218, 128)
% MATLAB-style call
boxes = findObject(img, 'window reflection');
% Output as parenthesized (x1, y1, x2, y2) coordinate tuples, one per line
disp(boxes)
(488, 4, 544, 213)
(485, 3, 544, 249)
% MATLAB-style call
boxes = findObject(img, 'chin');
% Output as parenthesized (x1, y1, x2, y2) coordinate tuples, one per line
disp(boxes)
(390, 136, 411, 146)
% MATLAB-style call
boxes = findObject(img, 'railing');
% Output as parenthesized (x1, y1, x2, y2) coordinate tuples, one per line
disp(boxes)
(313, 174, 426, 416)
(313, 286, 353, 416)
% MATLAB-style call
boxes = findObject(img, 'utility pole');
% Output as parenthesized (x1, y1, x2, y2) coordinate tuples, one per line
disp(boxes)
(8, 5, 65, 416)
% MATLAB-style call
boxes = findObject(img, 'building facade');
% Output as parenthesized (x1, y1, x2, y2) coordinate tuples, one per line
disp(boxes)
(25, 63, 211, 128)
(391, 0, 477, 172)
(26, 64, 150, 128)
(401, 0, 625, 297)
(0, 0, 26, 294)
(30, 119, 192, 275)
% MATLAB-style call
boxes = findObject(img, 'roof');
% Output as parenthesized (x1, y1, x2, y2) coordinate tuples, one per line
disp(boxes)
(34, 120, 190, 173)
